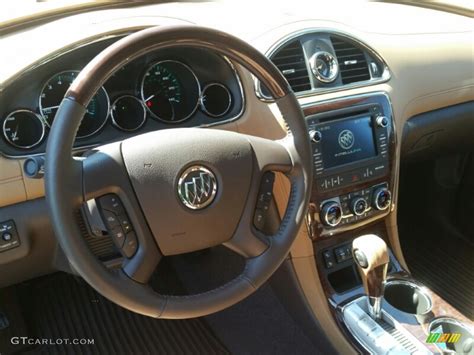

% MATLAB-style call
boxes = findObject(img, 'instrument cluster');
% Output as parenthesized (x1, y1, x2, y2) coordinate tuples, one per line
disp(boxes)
(0, 36, 243, 156)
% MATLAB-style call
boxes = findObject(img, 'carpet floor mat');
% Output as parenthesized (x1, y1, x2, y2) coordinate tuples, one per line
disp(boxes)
(15, 271, 229, 355)
(402, 229, 474, 320)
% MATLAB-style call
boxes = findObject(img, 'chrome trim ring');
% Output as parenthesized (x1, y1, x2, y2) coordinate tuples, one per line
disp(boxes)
(2, 109, 46, 149)
(310, 51, 339, 84)
(200, 82, 232, 118)
(177, 165, 217, 210)
(39, 70, 110, 139)
(110, 95, 147, 132)
(351, 197, 368, 216)
(374, 188, 391, 211)
(384, 279, 433, 315)
(140, 59, 201, 124)
(322, 201, 343, 227)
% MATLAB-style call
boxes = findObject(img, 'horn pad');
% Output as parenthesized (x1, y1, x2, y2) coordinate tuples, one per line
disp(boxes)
(121, 128, 254, 255)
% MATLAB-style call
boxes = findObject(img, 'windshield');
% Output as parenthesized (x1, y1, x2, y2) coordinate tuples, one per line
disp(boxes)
(0, 0, 472, 31)
(0, 0, 98, 24)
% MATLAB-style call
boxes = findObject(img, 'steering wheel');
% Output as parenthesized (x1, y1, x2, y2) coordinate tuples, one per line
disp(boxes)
(45, 26, 312, 319)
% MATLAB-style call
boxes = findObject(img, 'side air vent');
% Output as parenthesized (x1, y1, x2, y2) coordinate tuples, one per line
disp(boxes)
(331, 36, 371, 85)
(270, 40, 311, 93)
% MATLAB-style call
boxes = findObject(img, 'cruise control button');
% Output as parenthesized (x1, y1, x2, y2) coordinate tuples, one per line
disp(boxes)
(98, 194, 124, 215)
(122, 232, 138, 258)
(254, 209, 265, 231)
(102, 210, 120, 229)
(117, 214, 133, 233)
(109, 226, 126, 248)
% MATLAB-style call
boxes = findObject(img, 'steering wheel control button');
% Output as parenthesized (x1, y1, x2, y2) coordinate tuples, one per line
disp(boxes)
(98, 194, 125, 215)
(118, 215, 133, 233)
(122, 232, 138, 258)
(0, 220, 20, 252)
(320, 201, 343, 227)
(177, 166, 217, 210)
(254, 172, 275, 231)
(97, 194, 136, 252)
(102, 210, 120, 229)
(110, 226, 126, 248)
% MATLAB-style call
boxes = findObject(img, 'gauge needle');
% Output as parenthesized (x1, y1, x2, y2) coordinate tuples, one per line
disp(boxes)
(145, 94, 155, 102)
(42, 105, 60, 111)
(12, 125, 19, 140)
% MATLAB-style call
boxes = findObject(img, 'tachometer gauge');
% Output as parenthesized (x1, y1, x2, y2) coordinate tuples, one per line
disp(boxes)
(141, 60, 200, 123)
(2, 110, 45, 149)
(39, 71, 110, 138)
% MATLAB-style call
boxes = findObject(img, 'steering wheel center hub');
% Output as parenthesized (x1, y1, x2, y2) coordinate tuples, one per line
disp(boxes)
(121, 128, 253, 255)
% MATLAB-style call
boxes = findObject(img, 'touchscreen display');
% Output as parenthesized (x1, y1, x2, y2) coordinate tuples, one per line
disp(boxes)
(320, 116, 377, 169)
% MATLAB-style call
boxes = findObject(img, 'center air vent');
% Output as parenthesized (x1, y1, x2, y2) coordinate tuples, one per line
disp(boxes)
(331, 36, 371, 85)
(270, 40, 311, 93)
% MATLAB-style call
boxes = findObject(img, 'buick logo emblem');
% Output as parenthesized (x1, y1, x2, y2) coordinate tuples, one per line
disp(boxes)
(178, 166, 217, 210)
(338, 129, 355, 150)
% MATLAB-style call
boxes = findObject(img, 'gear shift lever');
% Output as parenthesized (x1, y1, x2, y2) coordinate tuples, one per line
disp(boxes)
(352, 234, 389, 320)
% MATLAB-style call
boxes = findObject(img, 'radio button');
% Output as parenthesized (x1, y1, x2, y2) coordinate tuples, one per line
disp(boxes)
(321, 201, 342, 227)
(376, 115, 389, 128)
(309, 130, 322, 143)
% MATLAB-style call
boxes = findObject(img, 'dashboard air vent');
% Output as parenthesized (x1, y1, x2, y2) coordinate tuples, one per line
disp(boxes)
(270, 40, 311, 93)
(331, 36, 370, 85)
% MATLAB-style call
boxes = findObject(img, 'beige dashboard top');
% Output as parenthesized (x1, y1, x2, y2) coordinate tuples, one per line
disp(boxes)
(0, 1, 473, 207)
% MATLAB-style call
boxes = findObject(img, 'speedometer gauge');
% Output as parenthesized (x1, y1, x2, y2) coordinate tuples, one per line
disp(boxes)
(141, 60, 200, 123)
(39, 71, 110, 138)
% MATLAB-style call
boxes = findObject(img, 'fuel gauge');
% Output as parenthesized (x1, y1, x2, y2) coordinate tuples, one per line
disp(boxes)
(2, 110, 45, 149)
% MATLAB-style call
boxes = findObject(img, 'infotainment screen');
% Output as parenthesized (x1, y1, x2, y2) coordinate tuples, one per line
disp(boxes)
(320, 116, 377, 169)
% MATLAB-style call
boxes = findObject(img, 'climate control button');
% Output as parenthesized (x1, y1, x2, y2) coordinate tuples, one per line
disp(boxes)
(373, 187, 391, 211)
(351, 197, 368, 216)
(321, 201, 343, 227)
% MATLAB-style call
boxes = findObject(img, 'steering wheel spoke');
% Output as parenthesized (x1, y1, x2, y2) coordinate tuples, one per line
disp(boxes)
(224, 219, 269, 258)
(81, 142, 162, 284)
(246, 135, 294, 175)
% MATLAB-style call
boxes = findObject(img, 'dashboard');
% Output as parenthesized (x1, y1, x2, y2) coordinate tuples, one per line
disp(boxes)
(0, 35, 244, 157)
(0, 0, 472, 320)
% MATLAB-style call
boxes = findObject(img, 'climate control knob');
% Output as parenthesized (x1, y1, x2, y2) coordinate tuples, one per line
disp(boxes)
(351, 197, 368, 216)
(320, 201, 342, 227)
(373, 187, 391, 211)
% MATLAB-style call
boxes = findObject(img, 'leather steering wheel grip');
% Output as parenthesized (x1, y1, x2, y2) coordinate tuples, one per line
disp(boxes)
(45, 25, 312, 319)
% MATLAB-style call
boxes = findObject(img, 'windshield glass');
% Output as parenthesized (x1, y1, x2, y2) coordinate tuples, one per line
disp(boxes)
(0, 0, 99, 24)
(0, 0, 471, 28)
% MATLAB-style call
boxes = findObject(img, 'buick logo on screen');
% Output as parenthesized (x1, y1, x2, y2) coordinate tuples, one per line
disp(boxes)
(338, 129, 355, 150)
(178, 166, 217, 210)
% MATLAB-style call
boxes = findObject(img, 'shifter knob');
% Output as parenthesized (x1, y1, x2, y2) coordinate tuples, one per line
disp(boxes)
(352, 234, 389, 320)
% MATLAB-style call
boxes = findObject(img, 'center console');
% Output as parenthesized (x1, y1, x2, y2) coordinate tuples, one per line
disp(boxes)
(302, 93, 474, 354)
(305, 93, 395, 239)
